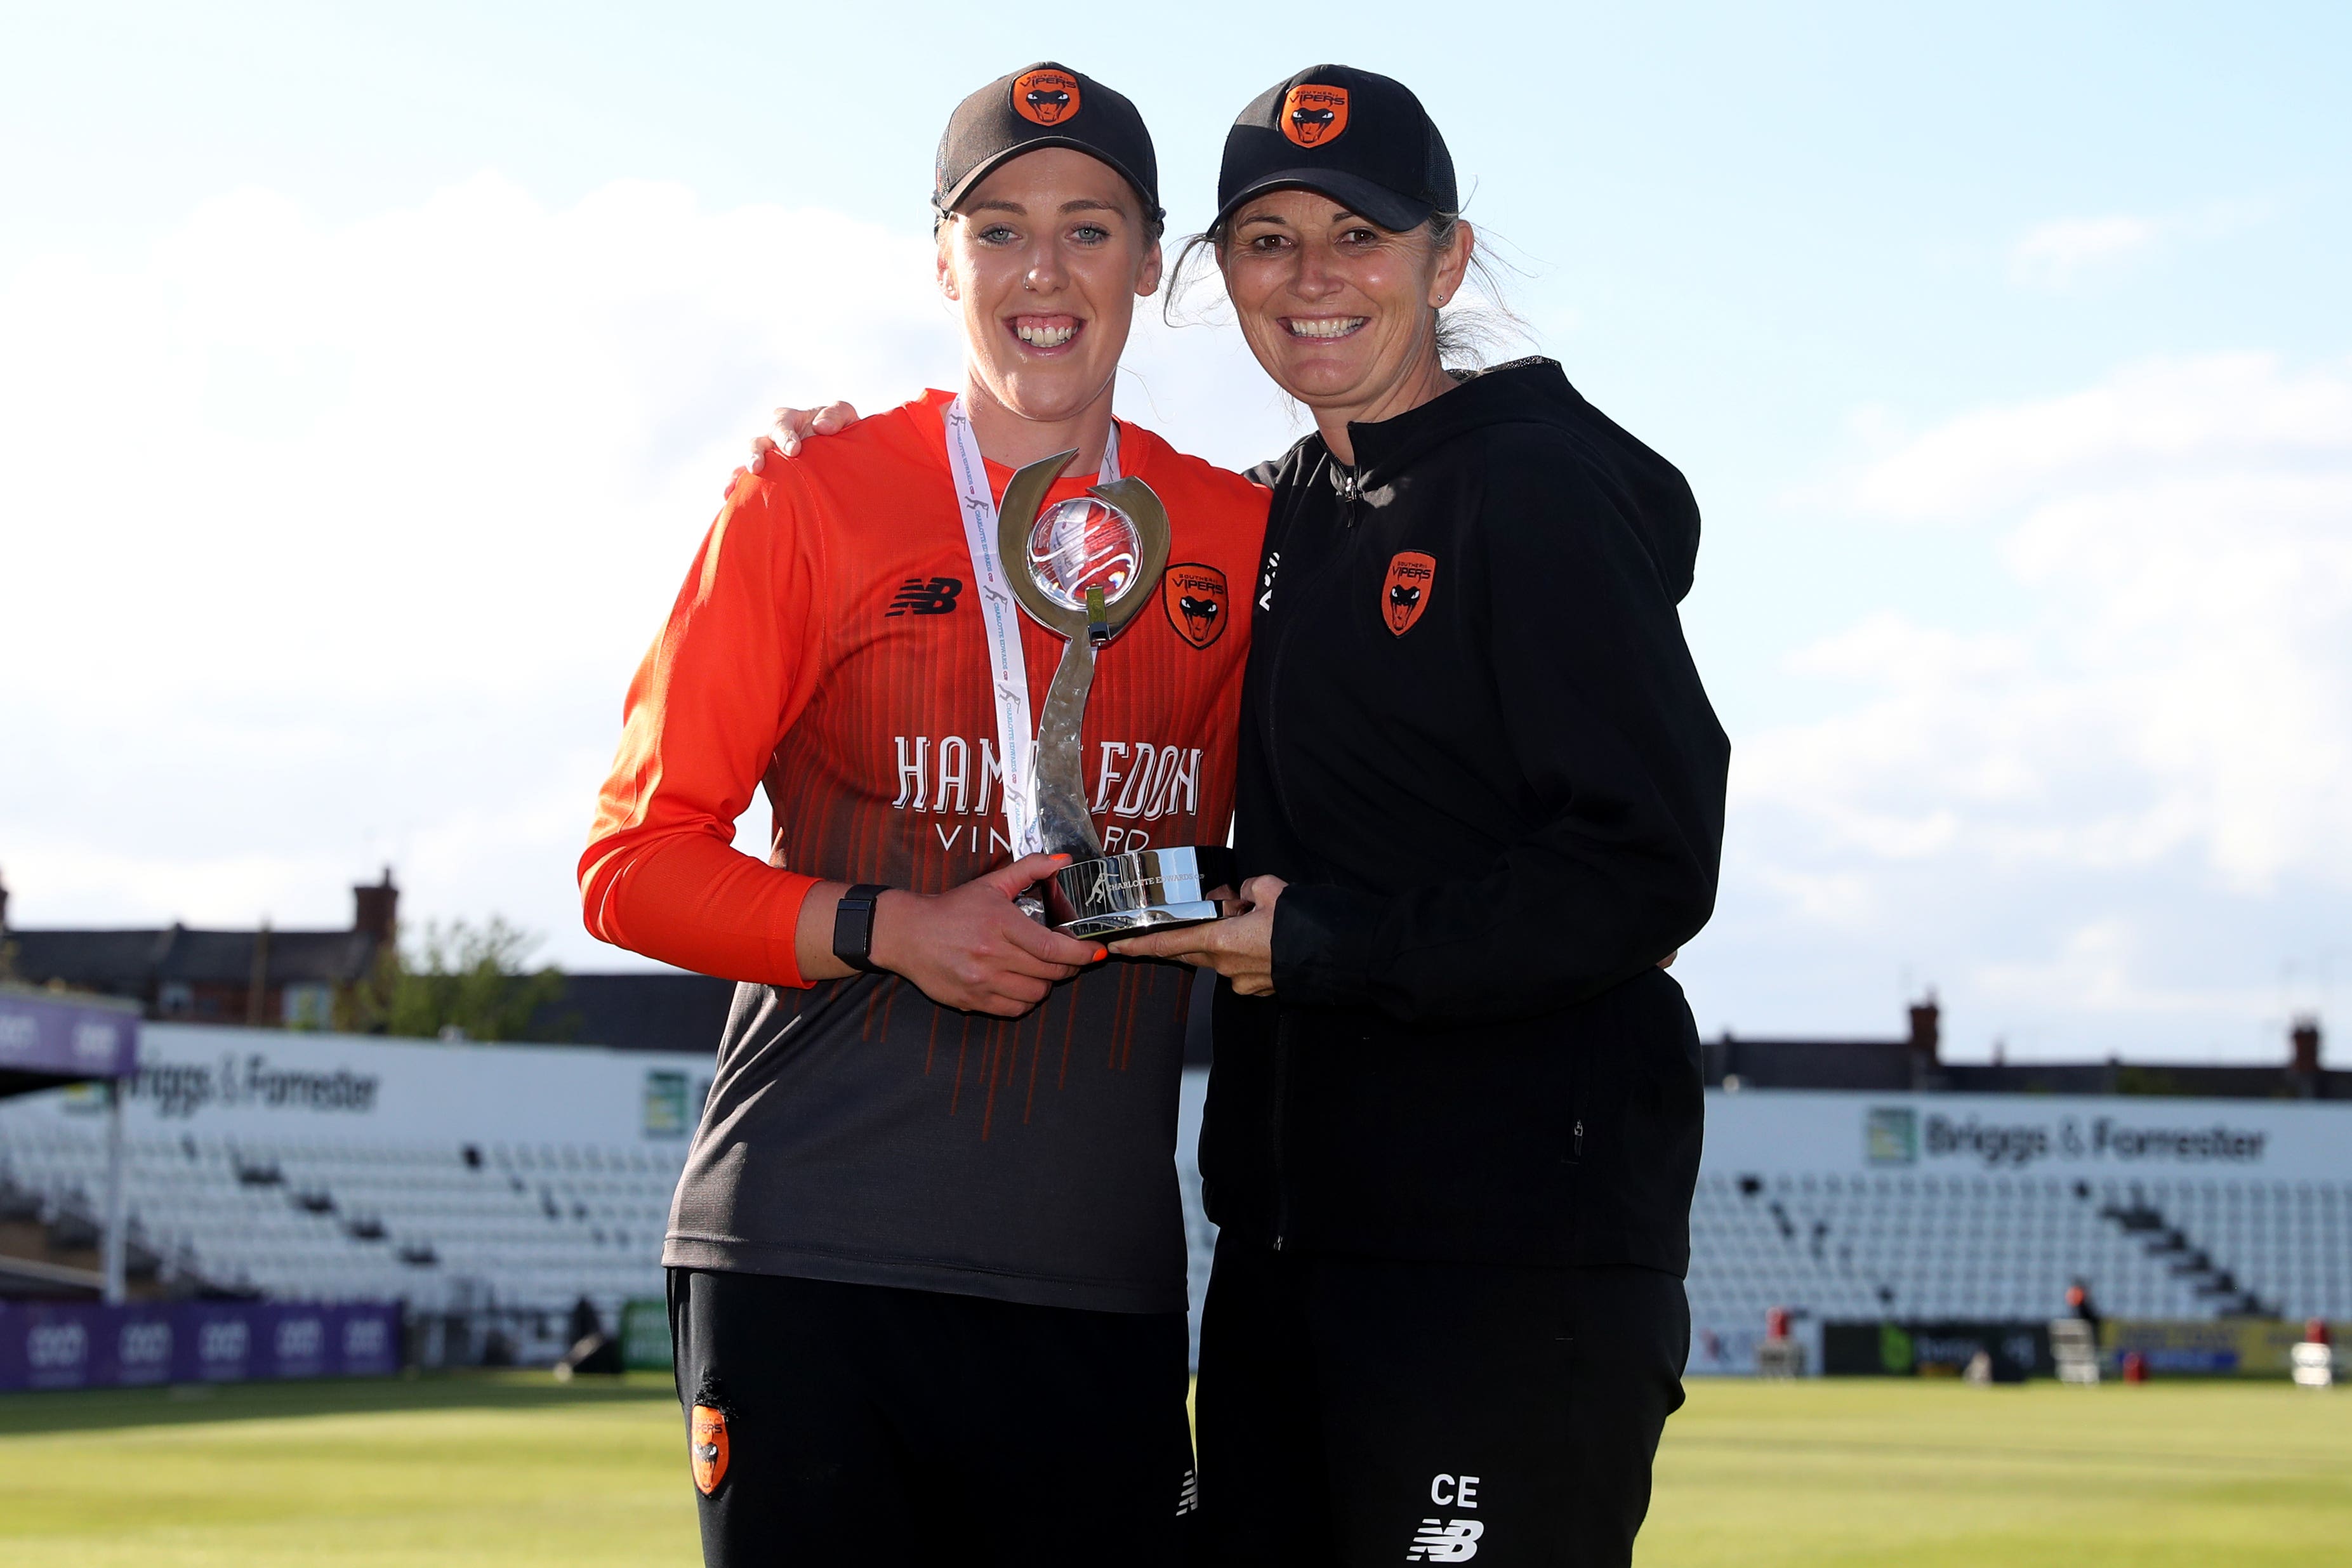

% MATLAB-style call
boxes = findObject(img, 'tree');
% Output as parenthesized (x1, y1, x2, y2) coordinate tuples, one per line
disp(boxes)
(339, 917, 568, 1042)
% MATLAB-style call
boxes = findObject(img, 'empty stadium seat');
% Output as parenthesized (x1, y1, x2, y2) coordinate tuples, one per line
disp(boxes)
(0, 1112, 684, 1341)
(1684, 1168, 2352, 1336)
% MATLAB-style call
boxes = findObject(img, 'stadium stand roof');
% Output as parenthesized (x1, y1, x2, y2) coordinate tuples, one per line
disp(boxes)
(528, 972, 736, 1053)
(1708, 999, 2344, 1102)
(1, 868, 395, 1027)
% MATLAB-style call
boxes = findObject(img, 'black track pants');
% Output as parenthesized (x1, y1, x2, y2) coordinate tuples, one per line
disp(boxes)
(668, 1268, 1195, 1567)
(1190, 1240, 1688, 1567)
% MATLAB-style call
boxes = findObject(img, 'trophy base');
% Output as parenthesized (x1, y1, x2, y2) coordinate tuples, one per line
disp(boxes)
(1045, 845, 1237, 940)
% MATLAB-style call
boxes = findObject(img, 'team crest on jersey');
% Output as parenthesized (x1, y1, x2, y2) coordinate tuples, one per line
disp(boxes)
(1014, 68, 1081, 125)
(1282, 84, 1349, 147)
(1161, 563, 1230, 649)
(1382, 551, 1436, 635)
(690, 1404, 729, 1495)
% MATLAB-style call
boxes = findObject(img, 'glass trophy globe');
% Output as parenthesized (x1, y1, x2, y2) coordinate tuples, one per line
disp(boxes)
(1024, 496, 1141, 614)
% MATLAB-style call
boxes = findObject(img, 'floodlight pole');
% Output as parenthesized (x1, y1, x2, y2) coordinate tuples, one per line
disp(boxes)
(103, 1077, 127, 1305)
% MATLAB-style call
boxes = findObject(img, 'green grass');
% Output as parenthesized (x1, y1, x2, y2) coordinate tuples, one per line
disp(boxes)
(0, 1373, 694, 1566)
(3, 1374, 2349, 1565)
(1643, 1379, 2352, 1567)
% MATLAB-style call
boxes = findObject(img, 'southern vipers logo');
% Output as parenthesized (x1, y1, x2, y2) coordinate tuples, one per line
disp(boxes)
(1161, 562, 1230, 649)
(1383, 550, 1435, 635)
(1281, 84, 1349, 147)
(1014, 68, 1081, 126)
(690, 1404, 729, 1496)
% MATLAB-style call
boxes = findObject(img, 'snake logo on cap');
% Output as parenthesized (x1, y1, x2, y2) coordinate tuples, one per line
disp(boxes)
(1281, 84, 1350, 147)
(1014, 68, 1081, 125)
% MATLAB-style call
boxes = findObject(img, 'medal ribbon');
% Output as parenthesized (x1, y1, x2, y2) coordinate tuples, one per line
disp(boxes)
(942, 394, 1119, 859)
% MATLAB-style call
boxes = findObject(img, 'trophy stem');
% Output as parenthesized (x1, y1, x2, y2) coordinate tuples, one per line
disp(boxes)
(1032, 636, 1104, 859)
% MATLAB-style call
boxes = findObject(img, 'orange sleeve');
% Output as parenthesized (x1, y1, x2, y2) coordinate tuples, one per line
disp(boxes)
(577, 471, 826, 987)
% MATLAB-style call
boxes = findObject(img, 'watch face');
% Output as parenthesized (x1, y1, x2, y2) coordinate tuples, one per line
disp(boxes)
(1024, 496, 1141, 612)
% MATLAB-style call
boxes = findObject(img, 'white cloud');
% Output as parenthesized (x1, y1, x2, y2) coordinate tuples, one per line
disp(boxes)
(2005, 199, 2278, 292)
(1850, 353, 2352, 521)
(2008, 214, 2160, 288)
(1, 175, 954, 713)
(1722, 353, 2352, 1049)
(1972, 918, 2271, 1020)
(0, 175, 1293, 956)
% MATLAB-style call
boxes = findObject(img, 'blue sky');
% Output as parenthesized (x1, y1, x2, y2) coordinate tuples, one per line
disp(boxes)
(4, 2, 2347, 1060)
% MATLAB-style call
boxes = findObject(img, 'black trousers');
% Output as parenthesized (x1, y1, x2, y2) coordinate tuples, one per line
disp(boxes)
(1191, 1239, 1688, 1567)
(668, 1268, 1195, 1567)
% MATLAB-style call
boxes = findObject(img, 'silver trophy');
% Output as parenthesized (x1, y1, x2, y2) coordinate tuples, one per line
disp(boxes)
(998, 450, 1236, 939)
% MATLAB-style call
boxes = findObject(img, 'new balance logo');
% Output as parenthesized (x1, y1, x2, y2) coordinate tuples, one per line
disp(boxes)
(1175, 1468, 1198, 1517)
(885, 576, 963, 616)
(1406, 1518, 1484, 1561)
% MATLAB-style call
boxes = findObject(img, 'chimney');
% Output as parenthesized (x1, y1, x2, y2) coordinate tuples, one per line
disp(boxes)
(1908, 992, 1941, 1065)
(353, 866, 399, 946)
(2291, 1015, 2322, 1076)
(247, 919, 272, 1027)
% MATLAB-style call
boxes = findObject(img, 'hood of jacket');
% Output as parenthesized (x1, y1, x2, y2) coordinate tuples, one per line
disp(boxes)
(1336, 357, 1703, 603)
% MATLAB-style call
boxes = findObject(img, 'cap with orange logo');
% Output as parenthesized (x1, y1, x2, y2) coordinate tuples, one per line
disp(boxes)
(1214, 64, 1457, 234)
(935, 62, 1163, 225)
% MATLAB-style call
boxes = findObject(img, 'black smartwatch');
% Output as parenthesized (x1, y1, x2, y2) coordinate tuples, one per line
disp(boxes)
(831, 885, 892, 974)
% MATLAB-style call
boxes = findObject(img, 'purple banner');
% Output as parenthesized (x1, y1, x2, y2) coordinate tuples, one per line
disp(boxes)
(176, 1301, 258, 1383)
(0, 992, 139, 1083)
(331, 1303, 400, 1376)
(0, 1300, 401, 1393)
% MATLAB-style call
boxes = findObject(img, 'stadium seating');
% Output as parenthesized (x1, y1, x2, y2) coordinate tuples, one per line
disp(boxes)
(0, 1114, 681, 1358)
(12, 1072, 2352, 1372)
(1686, 1169, 2352, 1331)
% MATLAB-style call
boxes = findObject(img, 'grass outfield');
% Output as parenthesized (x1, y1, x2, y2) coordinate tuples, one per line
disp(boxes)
(0, 1373, 692, 1566)
(3, 1374, 2349, 1565)
(1642, 1378, 2352, 1567)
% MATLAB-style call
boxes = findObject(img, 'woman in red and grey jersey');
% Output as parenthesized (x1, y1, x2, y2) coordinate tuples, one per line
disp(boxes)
(581, 64, 1264, 1567)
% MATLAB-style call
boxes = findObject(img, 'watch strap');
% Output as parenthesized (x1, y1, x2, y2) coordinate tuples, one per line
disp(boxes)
(831, 884, 891, 975)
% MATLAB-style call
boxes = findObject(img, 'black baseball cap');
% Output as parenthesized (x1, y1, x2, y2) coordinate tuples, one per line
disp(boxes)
(934, 62, 1163, 225)
(1214, 65, 1457, 234)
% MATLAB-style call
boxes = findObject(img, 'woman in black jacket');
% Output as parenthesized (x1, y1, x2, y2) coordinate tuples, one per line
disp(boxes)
(1117, 65, 1729, 1568)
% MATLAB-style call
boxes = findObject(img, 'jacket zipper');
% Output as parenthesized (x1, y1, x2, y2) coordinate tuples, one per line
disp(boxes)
(1260, 459, 1365, 838)
(1270, 1012, 1295, 1250)
(1262, 456, 1363, 1256)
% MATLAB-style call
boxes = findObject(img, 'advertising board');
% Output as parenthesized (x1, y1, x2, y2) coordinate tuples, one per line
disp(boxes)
(1818, 1317, 2352, 1380)
(1821, 1320, 2052, 1380)
(1701, 1088, 2352, 1183)
(2100, 1318, 2352, 1378)
(0, 1022, 711, 1149)
(0, 1300, 401, 1393)
(619, 1298, 671, 1373)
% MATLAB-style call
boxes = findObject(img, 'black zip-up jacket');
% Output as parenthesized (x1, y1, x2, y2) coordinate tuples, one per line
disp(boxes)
(1198, 359, 1729, 1275)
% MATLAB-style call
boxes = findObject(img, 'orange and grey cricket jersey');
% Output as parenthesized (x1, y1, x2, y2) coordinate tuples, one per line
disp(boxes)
(581, 390, 1267, 1312)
